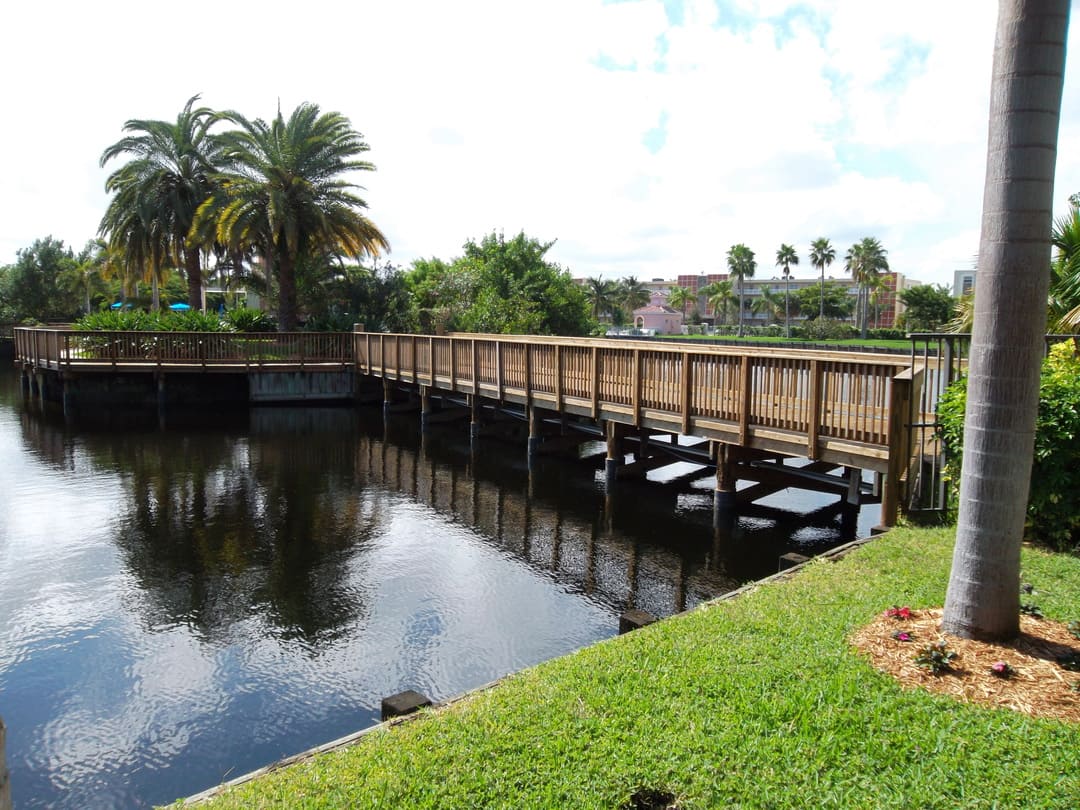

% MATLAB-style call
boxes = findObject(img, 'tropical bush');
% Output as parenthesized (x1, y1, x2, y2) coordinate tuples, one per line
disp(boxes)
(937, 341, 1080, 551)
(791, 320, 858, 341)
(74, 309, 233, 332)
(224, 307, 276, 332)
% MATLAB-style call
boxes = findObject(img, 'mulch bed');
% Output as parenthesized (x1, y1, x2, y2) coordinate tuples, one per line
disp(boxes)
(851, 609, 1080, 723)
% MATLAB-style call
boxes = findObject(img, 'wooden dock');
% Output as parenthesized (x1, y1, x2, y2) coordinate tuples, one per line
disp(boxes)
(14, 327, 928, 525)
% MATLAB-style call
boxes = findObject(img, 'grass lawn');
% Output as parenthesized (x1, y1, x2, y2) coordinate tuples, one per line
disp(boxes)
(185, 527, 1079, 809)
(652, 334, 914, 352)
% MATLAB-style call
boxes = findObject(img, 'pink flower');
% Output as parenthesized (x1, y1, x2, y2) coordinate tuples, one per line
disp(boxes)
(893, 631, 913, 642)
(886, 606, 913, 620)
(990, 661, 1013, 678)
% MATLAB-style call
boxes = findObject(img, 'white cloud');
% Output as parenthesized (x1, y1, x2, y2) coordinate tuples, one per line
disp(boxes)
(1, 0, 1077, 290)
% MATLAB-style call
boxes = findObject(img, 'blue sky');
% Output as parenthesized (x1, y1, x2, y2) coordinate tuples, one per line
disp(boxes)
(2, 0, 1078, 288)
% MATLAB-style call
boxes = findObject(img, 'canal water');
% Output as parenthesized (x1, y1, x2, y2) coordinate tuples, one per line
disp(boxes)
(0, 369, 878, 808)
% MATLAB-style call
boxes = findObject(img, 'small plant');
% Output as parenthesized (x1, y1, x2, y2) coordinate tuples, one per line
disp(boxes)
(990, 661, 1015, 679)
(892, 631, 914, 642)
(1020, 603, 1044, 618)
(1068, 620, 1080, 640)
(914, 640, 957, 675)
(885, 605, 913, 620)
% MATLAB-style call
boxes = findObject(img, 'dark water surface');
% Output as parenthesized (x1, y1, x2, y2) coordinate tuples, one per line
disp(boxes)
(0, 369, 877, 808)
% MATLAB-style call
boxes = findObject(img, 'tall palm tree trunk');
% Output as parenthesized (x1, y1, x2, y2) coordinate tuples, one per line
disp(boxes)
(278, 252, 299, 332)
(185, 248, 203, 310)
(942, 0, 1069, 641)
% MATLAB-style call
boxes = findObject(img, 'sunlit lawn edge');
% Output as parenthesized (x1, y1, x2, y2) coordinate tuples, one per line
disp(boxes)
(181, 527, 1079, 810)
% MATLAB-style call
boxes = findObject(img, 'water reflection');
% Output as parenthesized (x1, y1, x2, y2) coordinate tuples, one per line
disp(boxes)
(1, 372, 870, 809)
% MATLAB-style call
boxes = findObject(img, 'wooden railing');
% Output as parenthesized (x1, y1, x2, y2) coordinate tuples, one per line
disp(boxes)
(356, 332, 913, 473)
(15, 327, 917, 470)
(14, 328, 353, 370)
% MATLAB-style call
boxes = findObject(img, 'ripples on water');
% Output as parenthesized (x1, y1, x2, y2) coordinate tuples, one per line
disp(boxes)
(0, 370, 876, 808)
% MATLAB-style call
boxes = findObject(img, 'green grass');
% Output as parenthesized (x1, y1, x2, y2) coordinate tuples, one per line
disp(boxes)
(187, 528, 1080, 809)
(653, 334, 913, 351)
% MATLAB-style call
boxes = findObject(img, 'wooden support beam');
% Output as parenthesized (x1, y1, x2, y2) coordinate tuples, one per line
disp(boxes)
(680, 352, 692, 435)
(807, 359, 822, 460)
(739, 356, 752, 446)
(632, 349, 642, 427)
(881, 369, 913, 527)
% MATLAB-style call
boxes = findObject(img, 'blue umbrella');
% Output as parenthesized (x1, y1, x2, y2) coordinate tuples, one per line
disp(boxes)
(169, 302, 192, 311)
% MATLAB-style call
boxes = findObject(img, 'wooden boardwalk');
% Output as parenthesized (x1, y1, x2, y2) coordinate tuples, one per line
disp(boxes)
(14, 327, 926, 524)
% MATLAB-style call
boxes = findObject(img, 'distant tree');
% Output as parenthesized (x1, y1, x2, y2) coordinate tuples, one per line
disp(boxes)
(775, 243, 799, 337)
(617, 276, 650, 317)
(584, 276, 619, 322)
(453, 231, 591, 336)
(701, 280, 735, 325)
(667, 285, 694, 321)
(899, 284, 954, 332)
(794, 281, 853, 320)
(844, 237, 889, 338)
(320, 261, 415, 332)
(809, 237, 836, 322)
(751, 285, 784, 325)
(405, 257, 471, 334)
(726, 244, 756, 336)
(0, 237, 80, 322)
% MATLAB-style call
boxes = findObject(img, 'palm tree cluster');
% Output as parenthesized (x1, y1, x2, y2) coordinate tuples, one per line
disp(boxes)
(98, 96, 388, 330)
(583, 276, 652, 326)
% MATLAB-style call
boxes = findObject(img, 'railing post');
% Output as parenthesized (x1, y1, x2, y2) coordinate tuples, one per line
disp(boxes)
(524, 343, 532, 408)
(449, 338, 457, 392)
(806, 360, 822, 460)
(554, 344, 563, 409)
(591, 346, 600, 419)
(632, 349, 642, 427)
(680, 352, 692, 435)
(738, 354, 752, 446)
(471, 339, 479, 396)
(881, 369, 913, 527)
(299, 334, 305, 370)
(496, 341, 504, 402)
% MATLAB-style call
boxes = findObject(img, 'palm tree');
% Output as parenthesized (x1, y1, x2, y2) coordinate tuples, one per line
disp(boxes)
(617, 276, 650, 320)
(100, 95, 219, 309)
(726, 244, 756, 337)
(1048, 205, 1080, 331)
(752, 285, 784, 326)
(844, 237, 889, 338)
(584, 276, 618, 322)
(701, 280, 734, 326)
(776, 244, 799, 337)
(942, 0, 1069, 642)
(667, 285, 694, 323)
(809, 238, 835, 322)
(99, 184, 172, 309)
(195, 102, 389, 331)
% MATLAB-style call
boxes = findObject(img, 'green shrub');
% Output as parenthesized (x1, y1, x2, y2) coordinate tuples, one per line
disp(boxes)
(223, 307, 276, 332)
(937, 341, 1080, 551)
(303, 311, 357, 332)
(74, 310, 167, 331)
(792, 320, 858, 341)
(162, 310, 231, 332)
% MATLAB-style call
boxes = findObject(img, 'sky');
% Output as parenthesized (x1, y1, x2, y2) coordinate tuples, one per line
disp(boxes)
(2, 0, 1078, 289)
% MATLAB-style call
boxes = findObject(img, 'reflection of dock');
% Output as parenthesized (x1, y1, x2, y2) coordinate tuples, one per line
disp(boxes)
(356, 417, 856, 619)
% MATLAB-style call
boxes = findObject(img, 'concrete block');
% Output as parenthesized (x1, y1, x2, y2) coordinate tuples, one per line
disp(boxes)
(380, 690, 432, 721)
(619, 609, 658, 634)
